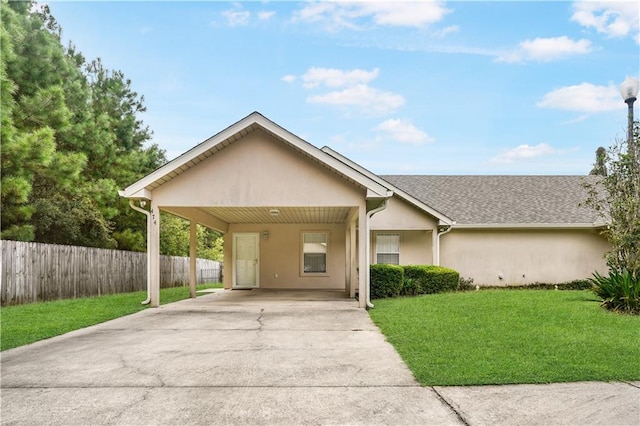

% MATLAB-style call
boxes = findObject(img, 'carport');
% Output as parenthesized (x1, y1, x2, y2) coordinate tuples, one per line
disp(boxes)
(119, 112, 392, 308)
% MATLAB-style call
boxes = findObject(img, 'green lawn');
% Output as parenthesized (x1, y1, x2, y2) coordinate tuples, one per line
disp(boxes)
(0, 283, 222, 351)
(369, 290, 640, 386)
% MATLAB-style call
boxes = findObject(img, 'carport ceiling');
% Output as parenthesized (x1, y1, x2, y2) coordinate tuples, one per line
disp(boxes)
(199, 206, 353, 224)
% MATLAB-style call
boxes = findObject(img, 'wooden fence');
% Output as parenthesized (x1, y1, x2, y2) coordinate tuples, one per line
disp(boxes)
(1, 240, 222, 306)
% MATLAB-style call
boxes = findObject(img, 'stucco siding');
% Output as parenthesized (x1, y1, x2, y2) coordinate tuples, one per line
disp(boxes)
(153, 129, 364, 207)
(224, 223, 346, 290)
(371, 230, 434, 265)
(440, 229, 610, 286)
(371, 197, 438, 230)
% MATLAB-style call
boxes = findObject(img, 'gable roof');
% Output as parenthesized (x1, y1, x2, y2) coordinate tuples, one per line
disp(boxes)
(120, 112, 392, 200)
(382, 175, 603, 227)
(321, 147, 454, 225)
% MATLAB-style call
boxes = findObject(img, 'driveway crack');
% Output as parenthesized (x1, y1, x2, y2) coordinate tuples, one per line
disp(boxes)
(256, 308, 265, 333)
(431, 386, 470, 426)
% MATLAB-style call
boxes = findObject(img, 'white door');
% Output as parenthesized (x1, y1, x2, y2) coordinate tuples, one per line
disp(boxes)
(233, 233, 259, 288)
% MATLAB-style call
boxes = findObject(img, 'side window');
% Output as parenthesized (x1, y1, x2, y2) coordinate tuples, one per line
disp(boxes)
(376, 233, 400, 265)
(302, 232, 327, 274)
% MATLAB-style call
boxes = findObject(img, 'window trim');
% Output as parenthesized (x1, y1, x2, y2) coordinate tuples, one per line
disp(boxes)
(375, 232, 400, 265)
(300, 231, 329, 277)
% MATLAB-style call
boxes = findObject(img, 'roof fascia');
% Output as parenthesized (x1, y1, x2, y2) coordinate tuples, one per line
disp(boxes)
(321, 146, 454, 225)
(118, 188, 151, 200)
(121, 112, 390, 199)
(121, 113, 264, 198)
(452, 223, 604, 230)
(256, 115, 390, 198)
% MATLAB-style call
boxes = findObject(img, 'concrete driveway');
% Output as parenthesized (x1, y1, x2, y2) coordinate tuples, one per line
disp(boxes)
(1, 289, 638, 425)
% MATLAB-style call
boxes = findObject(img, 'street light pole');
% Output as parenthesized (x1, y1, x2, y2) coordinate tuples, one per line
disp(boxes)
(619, 76, 639, 161)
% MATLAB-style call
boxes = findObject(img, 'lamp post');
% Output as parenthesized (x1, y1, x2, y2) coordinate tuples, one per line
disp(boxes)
(619, 76, 639, 160)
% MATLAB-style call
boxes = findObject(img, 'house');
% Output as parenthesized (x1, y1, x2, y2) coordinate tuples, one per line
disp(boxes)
(119, 112, 610, 308)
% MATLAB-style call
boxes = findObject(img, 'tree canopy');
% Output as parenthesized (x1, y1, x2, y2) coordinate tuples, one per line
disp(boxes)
(585, 121, 640, 279)
(0, 1, 222, 259)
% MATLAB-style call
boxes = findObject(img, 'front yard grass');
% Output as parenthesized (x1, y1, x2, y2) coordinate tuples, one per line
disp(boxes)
(369, 290, 640, 386)
(0, 283, 222, 351)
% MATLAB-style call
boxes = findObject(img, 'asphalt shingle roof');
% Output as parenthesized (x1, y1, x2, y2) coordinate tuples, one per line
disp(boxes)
(381, 175, 602, 225)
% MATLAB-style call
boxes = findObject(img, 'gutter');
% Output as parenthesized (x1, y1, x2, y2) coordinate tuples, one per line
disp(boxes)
(450, 222, 602, 229)
(365, 198, 390, 309)
(127, 199, 152, 305)
(435, 223, 455, 266)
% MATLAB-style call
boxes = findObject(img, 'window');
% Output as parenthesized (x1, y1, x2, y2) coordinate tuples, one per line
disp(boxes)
(302, 232, 327, 274)
(376, 233, 400, 265)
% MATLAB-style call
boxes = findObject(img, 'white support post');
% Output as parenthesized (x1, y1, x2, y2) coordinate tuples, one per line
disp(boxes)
(357, 207, 367, 308)
(432, 228, 438, 266)
(189, 221, 197, 298)
(149, 204, 161, 307)
(345, 224, 351, 296)
(350, 217, 357, 299)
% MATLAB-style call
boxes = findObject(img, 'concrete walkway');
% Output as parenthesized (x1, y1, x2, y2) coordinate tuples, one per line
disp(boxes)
(1, 290, 638, 425)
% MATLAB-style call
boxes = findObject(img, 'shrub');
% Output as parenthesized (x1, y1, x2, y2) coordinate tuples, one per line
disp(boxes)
(458, 276, 476, 292)
(370, 264, 404, 299)
(479, 280, 593, 291)
(589, 269, 640, 315)
(402, 277, 420, 296)
(403, 265, 460, 295)
(519, 280, 593, 291)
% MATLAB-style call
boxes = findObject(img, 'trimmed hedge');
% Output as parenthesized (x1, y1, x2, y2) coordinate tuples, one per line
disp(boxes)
(403, 265, 460, 295)
(481, 279, 593, 291)
(370, 264, 404, 299)
(370, 264, 461, 299)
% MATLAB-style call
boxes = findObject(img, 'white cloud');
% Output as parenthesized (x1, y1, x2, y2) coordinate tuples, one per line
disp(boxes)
(292, 66, 404, 115)
(281, 75, 296, 83)
(302, 67, 379, 88)
(571, 1, 640, 43)
(432, 25, 459, 38)
(223, 8, 250, 26)
(491, 143, 556, 164)
(258, 10, 276, 21)
(537, 82, 620, 112)
(293, 1, 450, 30)
(293, 2, 337, 23)
(376, 119, 434, 145)
(356, 2, 451, 28)
(520, 36, 592, 61)
(307, 84, 405, 115)
(496, 36, 592, 63)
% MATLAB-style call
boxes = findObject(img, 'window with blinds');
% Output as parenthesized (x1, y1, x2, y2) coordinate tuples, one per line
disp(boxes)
(376, 233, 400, 265)
(302, 232, 327, 274)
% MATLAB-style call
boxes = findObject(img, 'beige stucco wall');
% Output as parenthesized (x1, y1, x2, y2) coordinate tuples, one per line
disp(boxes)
(371, 197, 437, 230)
(152, 129, 365, 208)
(440, 228, 610, 286)
(370, 230, 434, 265)
(223, 223, 346, 290)
(369, 197, 436, 266)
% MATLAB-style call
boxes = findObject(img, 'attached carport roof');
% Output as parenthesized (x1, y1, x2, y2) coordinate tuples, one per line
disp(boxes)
(119, 112, 392, 201)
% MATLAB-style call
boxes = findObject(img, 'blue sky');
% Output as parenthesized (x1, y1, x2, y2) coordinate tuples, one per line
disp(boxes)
(47, 1, 639, 175)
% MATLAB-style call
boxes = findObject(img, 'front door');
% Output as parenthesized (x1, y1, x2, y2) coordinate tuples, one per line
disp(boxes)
(233, 233, 259, 288)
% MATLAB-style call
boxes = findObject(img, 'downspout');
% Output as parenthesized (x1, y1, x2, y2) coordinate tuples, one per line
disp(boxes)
(435, 223, 455, 266)
(365, 198, 389, 309)
(129, 200, 152, 305)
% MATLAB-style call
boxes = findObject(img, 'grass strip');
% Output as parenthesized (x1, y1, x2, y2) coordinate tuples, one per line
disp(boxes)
(369, 290, 640, 386)
(0, 283, 222, 351)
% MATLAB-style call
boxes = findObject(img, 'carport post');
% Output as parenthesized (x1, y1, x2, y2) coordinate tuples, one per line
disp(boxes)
(358, 207, 367, 308)
(149, 204, 161, 307)
(189, 221, 197, 298)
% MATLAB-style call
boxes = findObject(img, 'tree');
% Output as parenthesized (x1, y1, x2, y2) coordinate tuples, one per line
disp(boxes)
(160, 213, 223, 260)
(584, 121, 640, 279)
(1, 1, 165, 249)
(589, 146, 608, 177)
